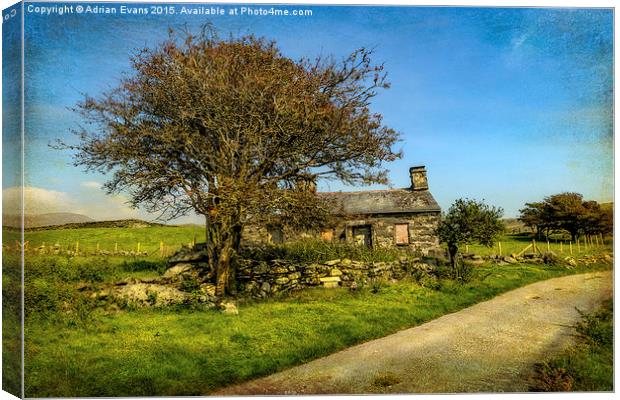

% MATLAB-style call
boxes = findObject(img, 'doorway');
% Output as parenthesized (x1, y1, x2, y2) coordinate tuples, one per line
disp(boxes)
(352, 225, 372, 248)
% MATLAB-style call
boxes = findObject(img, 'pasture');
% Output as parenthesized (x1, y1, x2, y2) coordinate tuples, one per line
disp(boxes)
(1, 223, 613, 396)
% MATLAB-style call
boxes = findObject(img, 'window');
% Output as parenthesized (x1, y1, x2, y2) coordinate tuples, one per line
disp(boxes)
(395, 223, 409, 245)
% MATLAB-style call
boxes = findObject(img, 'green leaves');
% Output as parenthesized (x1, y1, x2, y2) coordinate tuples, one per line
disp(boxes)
(518, 193, 611, 239)
(437, 198, 505, 248)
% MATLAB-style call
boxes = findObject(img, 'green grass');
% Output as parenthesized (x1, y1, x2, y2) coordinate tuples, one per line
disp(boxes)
(463, 233, 612, 258)
(23, 261, 612, 397)
(9, 226, 614, 396)
(8, 225, 205, 257)
(2, 253, 22, 397)
(530, 298, 613, 392)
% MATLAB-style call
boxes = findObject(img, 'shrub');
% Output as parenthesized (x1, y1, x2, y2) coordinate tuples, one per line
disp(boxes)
(121, 260, 168, 274)
(179, 276, 201, 293)
(146, 290, 158, 306)
(368, 277, 388, 294)
(239, 239, 403, 264)
(530, 299, 613, 392)
(65, 292, 98, 328)
(576, 300, 613, 348)
(25, 278, 72, 315)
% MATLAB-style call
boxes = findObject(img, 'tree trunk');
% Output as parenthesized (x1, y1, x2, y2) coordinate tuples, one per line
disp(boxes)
(205, 214, 242, 298)
(448, 243, 459, 279)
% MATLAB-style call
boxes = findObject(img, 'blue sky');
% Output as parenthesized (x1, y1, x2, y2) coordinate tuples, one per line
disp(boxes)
(3, 2, 613, 222)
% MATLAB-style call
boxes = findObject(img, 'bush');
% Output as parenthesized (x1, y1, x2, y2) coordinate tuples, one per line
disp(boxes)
(121, 259, 168, 274)
(179, 276, 201, 293)
(24, 256, 117, 320)
(239, 239, 403, 264)
(530, 299, 613, 392)
(26, 256, 120, 283)
(25, 278, 72, 314)
(368, 277, 388, 294)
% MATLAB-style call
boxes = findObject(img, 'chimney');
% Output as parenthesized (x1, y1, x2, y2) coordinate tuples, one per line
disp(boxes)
(409, 166, 428, 191)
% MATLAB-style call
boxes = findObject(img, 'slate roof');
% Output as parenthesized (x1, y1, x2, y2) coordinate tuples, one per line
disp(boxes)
(319, 188, 441, 216)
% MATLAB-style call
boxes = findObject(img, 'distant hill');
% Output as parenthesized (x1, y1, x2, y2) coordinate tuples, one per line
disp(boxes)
(24, 218, 170, 231)
(3, 212, 94, 229)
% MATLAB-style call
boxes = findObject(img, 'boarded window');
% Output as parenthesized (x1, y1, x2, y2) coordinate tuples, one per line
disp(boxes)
(320, 229, 334, 241)
(395, 224, 409, 245)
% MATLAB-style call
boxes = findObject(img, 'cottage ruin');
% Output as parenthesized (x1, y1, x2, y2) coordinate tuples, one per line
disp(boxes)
(243, 166, 442, 255)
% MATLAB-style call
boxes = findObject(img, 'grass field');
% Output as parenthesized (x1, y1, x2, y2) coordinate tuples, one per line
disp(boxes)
(5, 225, 206, 257)
(3, 221, 612, 261)
(464, 233, 611, 258)
(2, 224, 612, 396)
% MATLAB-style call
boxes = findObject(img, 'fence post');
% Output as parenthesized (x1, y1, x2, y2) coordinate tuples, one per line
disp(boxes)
(137, 242, 141, 253)
(546, 240, 550, 252)
(160, 241, 164, 257)
(498, 241, 502, 256)
(577, 238, 580, 253)
(569, 241, 573, 255)
(532, 239, 537, 254)
(560, 241, 563, 253)
(517, 243, 532, 257)
(114, 242, 118, 254)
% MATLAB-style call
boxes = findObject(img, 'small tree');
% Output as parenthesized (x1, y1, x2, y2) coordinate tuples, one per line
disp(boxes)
(437, 199, 504, 280)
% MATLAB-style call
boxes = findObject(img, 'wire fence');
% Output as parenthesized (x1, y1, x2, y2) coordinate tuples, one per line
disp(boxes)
(466, 233, 611, 257)
(3, 238, 199, 258)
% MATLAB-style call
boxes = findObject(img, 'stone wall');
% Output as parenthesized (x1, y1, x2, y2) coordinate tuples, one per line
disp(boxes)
(235, 256, 436, 298)
(242, 212, 441, 255)
(336, 212, 440, 253)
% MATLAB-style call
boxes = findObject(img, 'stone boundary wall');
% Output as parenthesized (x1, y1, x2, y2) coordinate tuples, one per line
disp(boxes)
(235, 257, 435, 298)
(99, 246, 611, 308)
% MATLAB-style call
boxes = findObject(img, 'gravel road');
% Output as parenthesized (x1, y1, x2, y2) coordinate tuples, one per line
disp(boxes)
(216, 270, 613, 394)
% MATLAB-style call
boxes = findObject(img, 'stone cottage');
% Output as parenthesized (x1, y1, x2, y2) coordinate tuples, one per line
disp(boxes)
(243, 166, 442, 254)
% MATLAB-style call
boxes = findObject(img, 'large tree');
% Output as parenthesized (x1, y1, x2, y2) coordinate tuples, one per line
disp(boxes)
(437, 199, 504, 280)
(542, 192, 586, 240)
(518, 193, 611, 241)
(518, 201, 548, 239)
(62, 28, 401, 296)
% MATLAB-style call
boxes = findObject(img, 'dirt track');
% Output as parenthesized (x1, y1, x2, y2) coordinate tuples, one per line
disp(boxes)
(216, 270, 613, 394)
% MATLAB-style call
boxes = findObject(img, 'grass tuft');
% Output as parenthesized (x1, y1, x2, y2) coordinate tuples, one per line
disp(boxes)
(530, 299, 613, 392)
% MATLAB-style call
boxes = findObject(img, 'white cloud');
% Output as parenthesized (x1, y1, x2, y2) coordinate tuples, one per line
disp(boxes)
(81, 181, 102, 189)
(2, 186, 204, 224)
(2, 186, 73, 215)
(73, 193, 141, 220)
